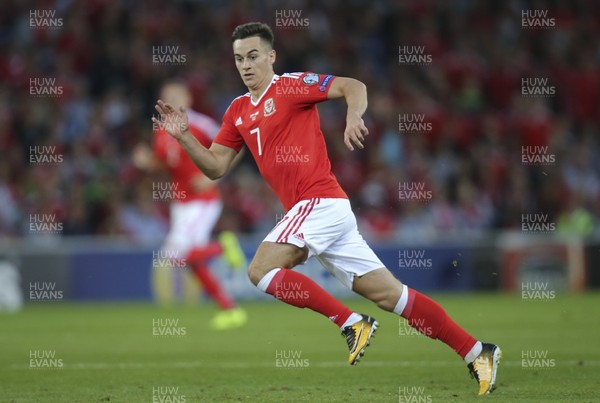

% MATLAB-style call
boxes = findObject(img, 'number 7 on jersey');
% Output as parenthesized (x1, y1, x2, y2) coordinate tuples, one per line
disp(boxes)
(250, 127, 262, 156)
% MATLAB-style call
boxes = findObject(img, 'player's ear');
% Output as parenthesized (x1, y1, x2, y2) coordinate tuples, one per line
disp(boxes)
(269, 49, 276, 65)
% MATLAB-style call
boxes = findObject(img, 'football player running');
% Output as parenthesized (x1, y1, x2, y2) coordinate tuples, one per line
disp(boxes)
(152, 23, 500, 395)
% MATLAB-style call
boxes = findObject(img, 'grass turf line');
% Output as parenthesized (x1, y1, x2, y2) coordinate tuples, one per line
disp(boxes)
(1, 293, 599, 402)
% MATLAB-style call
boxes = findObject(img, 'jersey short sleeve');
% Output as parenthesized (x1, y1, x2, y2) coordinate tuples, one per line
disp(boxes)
(291, 72, 337, 105)
(213, 102, 244, 152)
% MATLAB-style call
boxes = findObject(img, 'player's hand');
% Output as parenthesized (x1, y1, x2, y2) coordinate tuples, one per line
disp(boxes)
(344, 114, 369, 151)
(152, 99, 189, 140)
(132, 143, 153, 169)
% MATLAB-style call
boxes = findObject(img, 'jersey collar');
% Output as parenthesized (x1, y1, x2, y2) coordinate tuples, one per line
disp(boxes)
(250, 74, 278, 106)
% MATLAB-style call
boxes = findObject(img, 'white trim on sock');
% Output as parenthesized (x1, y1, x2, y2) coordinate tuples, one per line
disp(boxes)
(464, 341, 483, 364)
(256, 268, 281, 292)
(393, 284, 409, 316)
(340, 312, 363, 329)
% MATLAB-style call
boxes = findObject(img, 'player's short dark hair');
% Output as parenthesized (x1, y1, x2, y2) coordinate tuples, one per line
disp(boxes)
(231, 22, 274, 48)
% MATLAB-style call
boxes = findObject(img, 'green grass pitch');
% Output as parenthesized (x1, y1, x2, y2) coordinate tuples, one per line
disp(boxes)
(1, 293, 599, 402)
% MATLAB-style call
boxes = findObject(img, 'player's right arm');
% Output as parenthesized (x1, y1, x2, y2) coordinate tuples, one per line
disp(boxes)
(180, 137, 237, 180)
(152, 100, 237, 179)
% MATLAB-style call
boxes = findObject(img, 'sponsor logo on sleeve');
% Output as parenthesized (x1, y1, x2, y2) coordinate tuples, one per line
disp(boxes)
(318, 75, 334, 92)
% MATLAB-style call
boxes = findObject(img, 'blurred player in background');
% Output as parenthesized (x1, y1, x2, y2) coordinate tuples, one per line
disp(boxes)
(134, 81, 247, 330)
(153, 24, 500, 395)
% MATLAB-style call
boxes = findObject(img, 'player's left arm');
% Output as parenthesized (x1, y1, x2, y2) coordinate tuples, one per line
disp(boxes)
(327, 77, 369, 151)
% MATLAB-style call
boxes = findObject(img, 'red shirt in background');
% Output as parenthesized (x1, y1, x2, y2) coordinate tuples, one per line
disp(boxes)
(153, 110, 221, 202)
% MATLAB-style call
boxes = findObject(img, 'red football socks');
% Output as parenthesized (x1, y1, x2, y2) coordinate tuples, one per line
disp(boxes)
(264, 268, 352, 327)
(185, 243, 235, 309)
(192, 265, 235, 310)
(401, 288, 477, 359)
(186, 243, 222, 266)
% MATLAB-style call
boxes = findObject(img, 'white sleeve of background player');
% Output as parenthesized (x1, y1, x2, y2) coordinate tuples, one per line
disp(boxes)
(186, 109, 221, 140)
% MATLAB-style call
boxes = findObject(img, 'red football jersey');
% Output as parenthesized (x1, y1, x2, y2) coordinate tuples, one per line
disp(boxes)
(213, 72, 348, 212)
(154, 109, 221, 202)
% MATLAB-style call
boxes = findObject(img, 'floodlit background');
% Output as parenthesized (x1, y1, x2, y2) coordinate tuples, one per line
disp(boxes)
(0, 1, 599, 402)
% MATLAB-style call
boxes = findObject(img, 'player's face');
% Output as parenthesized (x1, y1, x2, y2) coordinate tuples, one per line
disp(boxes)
(233, 36, 275, 91)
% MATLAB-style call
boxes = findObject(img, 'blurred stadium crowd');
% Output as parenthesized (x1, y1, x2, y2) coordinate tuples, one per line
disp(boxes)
(0, 0, 599, 243)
